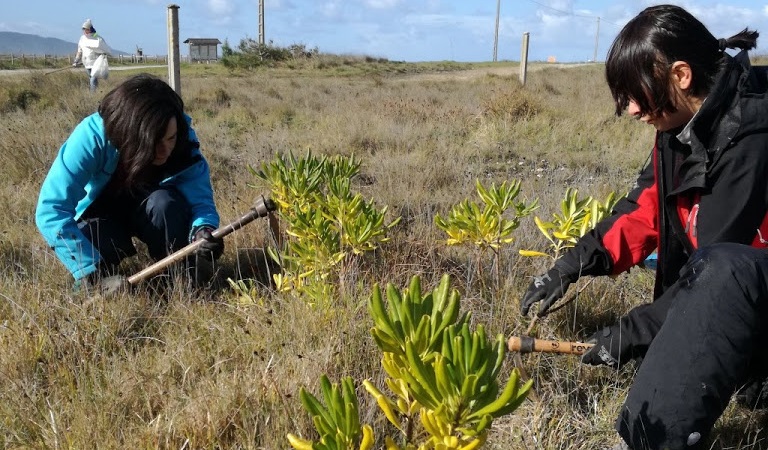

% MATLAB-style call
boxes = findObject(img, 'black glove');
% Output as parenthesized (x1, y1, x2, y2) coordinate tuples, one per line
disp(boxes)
(581, 325, 633, 368)
(192, 226, 224, 261)
(520, 264, 578, 317)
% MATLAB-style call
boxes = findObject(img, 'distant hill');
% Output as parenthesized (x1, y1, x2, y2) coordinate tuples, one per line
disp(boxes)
(0, 31, 129, 56)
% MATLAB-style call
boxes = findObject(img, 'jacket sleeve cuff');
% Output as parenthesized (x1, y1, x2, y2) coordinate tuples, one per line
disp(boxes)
(189, 224, 216, 243)
(557, 234, 615, 277)
(72, 263, 99, 281)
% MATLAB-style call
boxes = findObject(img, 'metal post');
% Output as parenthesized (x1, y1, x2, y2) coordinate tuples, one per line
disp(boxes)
(520, 32, 530, 86)
(593, 17, 600, 63)
(258, 0, 265, 45)
(167, 4, 181, 95)
(492, 0, 501, 62)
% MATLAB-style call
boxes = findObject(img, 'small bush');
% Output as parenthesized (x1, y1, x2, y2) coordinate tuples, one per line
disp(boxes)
(2, 89, 40, 112)
(483, 88, 542, 121)
(221, 39, 318, 70)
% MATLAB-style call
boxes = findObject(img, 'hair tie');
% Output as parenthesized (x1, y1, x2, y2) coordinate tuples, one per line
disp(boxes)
(718, 38, 728, 52)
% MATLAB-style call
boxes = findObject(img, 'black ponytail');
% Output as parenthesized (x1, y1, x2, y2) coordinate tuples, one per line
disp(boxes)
(720, 29, 759, 52)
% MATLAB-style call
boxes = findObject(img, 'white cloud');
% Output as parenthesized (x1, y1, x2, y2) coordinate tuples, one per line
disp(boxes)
(681, 3, 756, 39)
(207, 0, 234, 15)
(403, 13, 455, 27)
(268, 0, 290, 9)
(320, 0, 343, 18)
(203, 0, 236, 26)
(548, 0, 575, 15)
(365, 0, 402, 9)
(687, 3, 752, 21)
(538, 12, 571, 27)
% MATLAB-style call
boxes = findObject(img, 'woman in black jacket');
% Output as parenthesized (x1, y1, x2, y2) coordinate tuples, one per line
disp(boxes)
(519, 4, 766, 449)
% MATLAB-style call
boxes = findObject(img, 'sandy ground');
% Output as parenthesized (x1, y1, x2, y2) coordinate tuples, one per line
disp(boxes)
(400, 62, 594, 82)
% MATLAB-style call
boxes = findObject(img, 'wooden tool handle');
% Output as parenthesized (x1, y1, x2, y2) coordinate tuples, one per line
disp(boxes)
(127, 196, 276, 285)
(507, 336, 594, 355)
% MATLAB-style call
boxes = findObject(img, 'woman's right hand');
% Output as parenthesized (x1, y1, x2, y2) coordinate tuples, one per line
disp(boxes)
(193, 226, 224, 261)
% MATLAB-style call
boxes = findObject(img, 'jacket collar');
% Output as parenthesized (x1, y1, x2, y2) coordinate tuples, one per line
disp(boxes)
(666, 51, 759, 194)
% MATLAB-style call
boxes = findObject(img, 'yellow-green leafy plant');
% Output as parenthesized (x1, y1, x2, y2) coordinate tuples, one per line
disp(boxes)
(287, 375, 375, 450)
(226, 277, 264, 306)
(366, 275, 467, 441)
(252, 151, 400, 302)
(520, 188, 624, 260)
(254, 150, 331, 212)
(435, 179, 538, 285)
(365, 275, 532, 450)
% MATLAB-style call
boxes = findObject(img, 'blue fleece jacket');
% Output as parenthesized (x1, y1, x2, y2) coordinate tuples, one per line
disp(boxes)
(35, 112, 220, 280)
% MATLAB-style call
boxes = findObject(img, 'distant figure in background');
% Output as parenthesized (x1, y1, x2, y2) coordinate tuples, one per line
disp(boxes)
(72, 18, 111, 92)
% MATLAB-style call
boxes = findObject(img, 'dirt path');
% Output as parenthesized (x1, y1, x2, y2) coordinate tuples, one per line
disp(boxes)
(401, 62, 594, 82)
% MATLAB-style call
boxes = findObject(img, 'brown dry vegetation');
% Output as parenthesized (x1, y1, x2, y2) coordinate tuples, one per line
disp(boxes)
(1, 59, 767, 449)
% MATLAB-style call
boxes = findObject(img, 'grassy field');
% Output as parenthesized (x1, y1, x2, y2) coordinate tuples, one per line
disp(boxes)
(1, 57, 767, 449)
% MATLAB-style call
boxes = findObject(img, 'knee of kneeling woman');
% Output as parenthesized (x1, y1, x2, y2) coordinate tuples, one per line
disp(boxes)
(680, 243, 766, 286)
(142, 188, 192, 249)
(145, 189, 190, 226)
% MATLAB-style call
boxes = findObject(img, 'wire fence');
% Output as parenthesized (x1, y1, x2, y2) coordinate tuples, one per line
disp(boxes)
(0, 53, 171, 68)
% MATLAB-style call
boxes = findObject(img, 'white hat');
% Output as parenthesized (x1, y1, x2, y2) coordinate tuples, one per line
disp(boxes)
(82, 19, 92, 30)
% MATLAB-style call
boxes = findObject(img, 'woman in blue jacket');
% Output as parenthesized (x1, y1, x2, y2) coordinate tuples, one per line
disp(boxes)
(35, 73, 223, 288)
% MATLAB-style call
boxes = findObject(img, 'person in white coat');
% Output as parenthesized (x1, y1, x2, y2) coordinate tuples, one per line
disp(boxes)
(73, 19, 111, 92)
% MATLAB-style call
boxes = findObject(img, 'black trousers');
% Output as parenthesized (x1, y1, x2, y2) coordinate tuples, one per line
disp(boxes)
(77, 187, 192, 272)
(617, 243, 768, 449)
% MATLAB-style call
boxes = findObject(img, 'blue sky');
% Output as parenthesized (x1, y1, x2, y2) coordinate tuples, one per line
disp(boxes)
(1, 1, 767, 62)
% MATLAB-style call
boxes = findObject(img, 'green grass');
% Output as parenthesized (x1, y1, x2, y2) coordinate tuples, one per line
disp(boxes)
(0, 59, 765, 449)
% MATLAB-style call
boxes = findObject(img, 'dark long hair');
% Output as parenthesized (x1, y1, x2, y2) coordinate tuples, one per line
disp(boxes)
(605, 4, 758, 117)
(98, 74, 190, 191)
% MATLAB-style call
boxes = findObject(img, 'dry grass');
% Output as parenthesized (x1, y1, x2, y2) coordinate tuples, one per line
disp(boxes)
(0, 61, 764, 449)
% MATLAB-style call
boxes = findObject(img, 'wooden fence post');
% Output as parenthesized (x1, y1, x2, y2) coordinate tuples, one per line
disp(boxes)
(520, 32, 530, 86)
(167, 4, 181, 95)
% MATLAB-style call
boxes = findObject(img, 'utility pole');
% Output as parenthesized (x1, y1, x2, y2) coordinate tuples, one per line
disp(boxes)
(493, 0, 501, 61)
(258, 0, 265, 45)
(593, 16, 600, 62)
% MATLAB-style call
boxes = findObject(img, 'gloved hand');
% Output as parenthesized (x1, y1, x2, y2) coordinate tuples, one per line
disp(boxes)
(192, 226, 224, 261)
(72, 62, 80, 67)
(520, 264, 578, 317)
(581, 325, 633, 368)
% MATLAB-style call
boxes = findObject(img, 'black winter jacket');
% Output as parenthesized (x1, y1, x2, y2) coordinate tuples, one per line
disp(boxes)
(559, 51, 768, 355)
